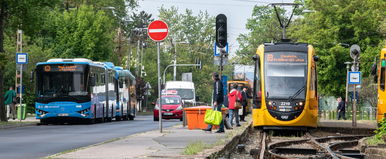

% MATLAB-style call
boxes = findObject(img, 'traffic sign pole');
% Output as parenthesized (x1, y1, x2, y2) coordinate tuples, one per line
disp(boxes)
(147, 20, 168, 133)
(157, 42, 163, 133)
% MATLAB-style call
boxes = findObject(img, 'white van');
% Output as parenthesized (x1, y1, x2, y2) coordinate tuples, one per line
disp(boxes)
(164, 81, 196, 106)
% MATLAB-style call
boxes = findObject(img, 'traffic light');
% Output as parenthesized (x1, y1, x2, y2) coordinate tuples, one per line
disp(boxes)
(216, 14, 227, 48)
(350, 44, 361, 60)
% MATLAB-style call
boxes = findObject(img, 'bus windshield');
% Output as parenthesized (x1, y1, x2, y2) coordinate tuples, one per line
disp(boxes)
(36, 64, 88, 98)
(264, 52, 307, 99)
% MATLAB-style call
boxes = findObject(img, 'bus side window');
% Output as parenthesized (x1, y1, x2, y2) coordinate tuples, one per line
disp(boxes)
(101, 74, 105, 84)
(381, 67, 385, 91)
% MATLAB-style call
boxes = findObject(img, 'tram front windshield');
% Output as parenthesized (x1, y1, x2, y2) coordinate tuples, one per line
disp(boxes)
(264, 52, 307, 99)
(36, 64, 88, 98)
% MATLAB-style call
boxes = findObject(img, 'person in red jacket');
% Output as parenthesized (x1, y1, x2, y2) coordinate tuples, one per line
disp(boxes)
(228, 84, 242, 127)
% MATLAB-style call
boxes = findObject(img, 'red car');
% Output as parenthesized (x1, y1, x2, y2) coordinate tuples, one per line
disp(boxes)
(153, 95, 183, 121)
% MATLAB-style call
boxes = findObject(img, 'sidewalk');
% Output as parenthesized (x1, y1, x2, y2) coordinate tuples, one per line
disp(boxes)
(0, 116, 39, 129)
(51, 120, 250, 159)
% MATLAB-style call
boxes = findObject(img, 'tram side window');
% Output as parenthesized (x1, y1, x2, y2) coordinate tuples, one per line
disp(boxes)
(310, 67, 317, 97)
(253, 56, 262, 109)
(381, 67, 385, 91)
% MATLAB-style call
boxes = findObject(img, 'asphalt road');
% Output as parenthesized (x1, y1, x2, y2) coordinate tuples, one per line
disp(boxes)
(0, 115, 179, 159)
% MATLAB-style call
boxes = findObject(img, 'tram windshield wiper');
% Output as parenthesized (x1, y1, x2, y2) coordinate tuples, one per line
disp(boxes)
(288, 85, 305, 101)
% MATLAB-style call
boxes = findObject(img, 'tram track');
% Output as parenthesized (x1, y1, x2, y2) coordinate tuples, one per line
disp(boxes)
(232, 129, 369, 159)
(265, 133, 368, 159)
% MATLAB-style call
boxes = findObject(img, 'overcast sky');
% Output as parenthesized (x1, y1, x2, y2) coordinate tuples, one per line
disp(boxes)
(137, 0, 293, 54)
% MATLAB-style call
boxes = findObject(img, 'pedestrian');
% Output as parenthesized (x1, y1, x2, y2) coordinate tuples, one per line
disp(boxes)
(4, 86, 17, 120)
(337, 97, 346, 120)
(240, 86, 251, 121)
(228, 83, 242, 127)
(203, 72, 225, 133)
(222, 94, 233, 130)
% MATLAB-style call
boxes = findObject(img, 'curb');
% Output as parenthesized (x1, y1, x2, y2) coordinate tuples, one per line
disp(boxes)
(0, 122, 38, 130)
(205, 121, 253, 159)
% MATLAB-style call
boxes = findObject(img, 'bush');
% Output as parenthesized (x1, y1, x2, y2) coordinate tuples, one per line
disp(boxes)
(375, 118, 386, 140)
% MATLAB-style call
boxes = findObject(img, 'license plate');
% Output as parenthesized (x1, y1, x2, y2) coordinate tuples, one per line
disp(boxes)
(163, 113, 173, 115)
(58, 113, 69, 116)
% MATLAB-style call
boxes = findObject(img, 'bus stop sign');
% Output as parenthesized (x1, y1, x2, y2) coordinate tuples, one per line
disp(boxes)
(348, 71, 361, 84)
(16, 53, 28, 64)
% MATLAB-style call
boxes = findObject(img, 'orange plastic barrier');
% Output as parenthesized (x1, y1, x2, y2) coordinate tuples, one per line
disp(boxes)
(184, 106, 228, 130)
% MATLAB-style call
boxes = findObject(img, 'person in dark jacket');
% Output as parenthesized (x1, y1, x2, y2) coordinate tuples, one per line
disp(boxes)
(203, 72, 225, 133)
(240, 87, 251, 121)
(337, 97, 346, 120)
(4, 86, 16, 120)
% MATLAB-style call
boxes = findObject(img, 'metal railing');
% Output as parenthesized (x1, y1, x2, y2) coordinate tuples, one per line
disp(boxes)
(318, 110, 377, 120)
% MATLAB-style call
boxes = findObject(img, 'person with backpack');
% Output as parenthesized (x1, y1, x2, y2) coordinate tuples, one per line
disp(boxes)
(4, 86, 17, 120)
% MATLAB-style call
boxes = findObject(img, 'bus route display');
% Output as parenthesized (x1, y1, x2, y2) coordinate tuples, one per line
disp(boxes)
(39, 64, 86, 72)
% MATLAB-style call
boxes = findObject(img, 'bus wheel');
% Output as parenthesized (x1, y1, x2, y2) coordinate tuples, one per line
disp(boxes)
(116, 116, 122, 121)
(38, 119, 48, 125)
(88, 119, 95, 124)
(122, 115, 128, 121)
(129, 115, 135, 120)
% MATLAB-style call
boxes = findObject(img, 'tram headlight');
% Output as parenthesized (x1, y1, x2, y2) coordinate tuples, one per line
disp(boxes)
(299, 102, 303, 106)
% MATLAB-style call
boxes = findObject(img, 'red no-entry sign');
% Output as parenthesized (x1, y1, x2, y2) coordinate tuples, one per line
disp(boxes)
(147, 20, 169, 41)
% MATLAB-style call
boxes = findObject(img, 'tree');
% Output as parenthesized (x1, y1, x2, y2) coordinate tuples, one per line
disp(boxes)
(48, 5, 114, 61)
(288, 0, 385, 96)
(0, 0, 60, 121)
(236, 6, 286, 64)
(139, 7, 216, 103)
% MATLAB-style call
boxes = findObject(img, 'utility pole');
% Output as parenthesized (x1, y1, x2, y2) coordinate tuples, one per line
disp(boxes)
(16, 29, 23, 121)
(173, 41, 177, 81)
(344, 62, 352, 106)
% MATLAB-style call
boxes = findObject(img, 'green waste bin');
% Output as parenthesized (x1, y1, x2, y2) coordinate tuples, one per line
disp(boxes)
(17, 104, 26, 120)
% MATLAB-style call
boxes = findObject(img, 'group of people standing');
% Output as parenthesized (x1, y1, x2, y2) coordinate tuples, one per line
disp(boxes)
(203, 72, 250, 133)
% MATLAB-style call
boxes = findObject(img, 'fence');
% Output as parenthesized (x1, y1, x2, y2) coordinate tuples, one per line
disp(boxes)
(319, 110, 377, 120)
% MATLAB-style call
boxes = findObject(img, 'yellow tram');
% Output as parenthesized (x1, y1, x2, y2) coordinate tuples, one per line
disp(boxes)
(251, 43, 319, 129)
(376, 46, 386, 123)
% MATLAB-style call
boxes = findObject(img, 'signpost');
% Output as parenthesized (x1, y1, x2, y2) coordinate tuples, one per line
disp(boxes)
(16, 53, 28, 121)
(148, 20, 168, 133)
(349, 44, 360, 127)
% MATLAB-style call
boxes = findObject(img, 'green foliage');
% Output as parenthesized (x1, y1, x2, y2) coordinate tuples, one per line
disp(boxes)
(46, 5, 114, 61)
(236, 6, 283, 64)
(140, 7, 216, 103)
(289, 0, 385, 96)
(375, 118, 386, 140)
(183, 141, 209, 155)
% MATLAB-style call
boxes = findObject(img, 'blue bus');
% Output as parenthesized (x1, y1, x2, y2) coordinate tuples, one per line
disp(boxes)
(34, 58, 136, 124)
